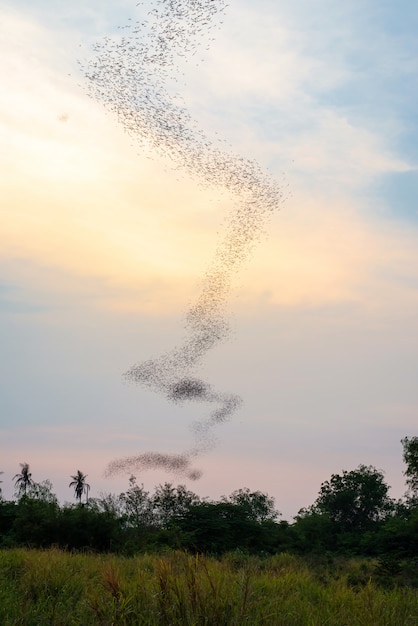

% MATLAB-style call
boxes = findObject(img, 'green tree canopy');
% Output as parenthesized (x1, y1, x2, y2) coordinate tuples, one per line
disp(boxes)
(313, 465, 393, 531)
(119, 476, 154, 527)
(26, 480, 58, 505)
(401, 436, 418, 502)
(152, 482, 200, 528)
(224, 488, 279, 522)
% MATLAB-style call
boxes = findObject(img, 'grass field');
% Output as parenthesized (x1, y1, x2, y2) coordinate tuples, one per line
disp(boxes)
(0, 548, 417, 625)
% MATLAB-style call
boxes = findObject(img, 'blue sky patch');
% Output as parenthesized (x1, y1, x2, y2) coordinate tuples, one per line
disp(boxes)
(378, 170, 418, 222)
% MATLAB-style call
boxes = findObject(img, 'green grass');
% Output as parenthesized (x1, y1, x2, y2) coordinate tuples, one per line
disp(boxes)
(0, 548, 416, 625)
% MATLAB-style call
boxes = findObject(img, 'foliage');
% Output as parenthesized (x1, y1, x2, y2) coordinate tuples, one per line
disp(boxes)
(0, 445, 417, 558)
(293, 509, 337, 553)
(27, 480, 59, 505)
(13, 463, 33, 498)
(69, 470, 90, 505)
(119, 476, 154, 527)
(313, 465, 393, 532)
(223, 487, 279, 522)
(175, 500, 284, 554)
(1, 548, 418, 625)
(402, 436, 418, 502)
(91, 491, 124, 517)
(152, 482, 200, 528)
(11, 496, 60, 548)
(59, 504, 122, 552)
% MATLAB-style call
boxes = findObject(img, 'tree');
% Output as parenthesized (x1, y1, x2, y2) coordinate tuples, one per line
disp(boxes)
(119, 476, 154, 527)
(401, 436, 418, 502)
(224, 488, 279, 523)
(59, 504, 120, 551)
(152, 483, 200, 528)
(176, 500, 282, 554)
(293, 508, 337, 553)
(28, 480, 59, 505)
(12, 482, 60, 548)
(92, 492, 124, 518)
(313, 465, 393, 532)
(69, 470, 90, 505)
(13, 463, 33, 498)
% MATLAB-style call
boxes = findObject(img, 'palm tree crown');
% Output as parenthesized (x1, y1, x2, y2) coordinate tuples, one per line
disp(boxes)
(13, 463, 33, 497)
(69, 470, 90, 504)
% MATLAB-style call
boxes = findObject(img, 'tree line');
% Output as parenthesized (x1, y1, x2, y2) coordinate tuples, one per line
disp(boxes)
(0, 437, 417, 562)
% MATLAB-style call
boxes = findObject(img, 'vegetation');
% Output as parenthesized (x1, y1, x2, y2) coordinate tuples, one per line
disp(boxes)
(69, 470, 91, 505)
(402, 436, 418, 503)
(0, 445, 417, 563)
(0, 548, 417, 625)
(13, 463, 33, 498)
(0, 439, 417, 622)
(311, 464, 393, 530)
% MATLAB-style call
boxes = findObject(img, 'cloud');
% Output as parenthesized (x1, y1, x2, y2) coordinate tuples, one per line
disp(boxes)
(2, 1, 418, 328)
(1, 0, 418, 337)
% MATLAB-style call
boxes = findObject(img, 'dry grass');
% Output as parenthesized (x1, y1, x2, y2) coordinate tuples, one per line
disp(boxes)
(0, 548, 416, 625)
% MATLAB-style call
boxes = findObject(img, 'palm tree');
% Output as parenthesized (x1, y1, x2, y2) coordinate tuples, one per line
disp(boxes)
(13, 463, 33, 497)
(69, 470, 90, 505)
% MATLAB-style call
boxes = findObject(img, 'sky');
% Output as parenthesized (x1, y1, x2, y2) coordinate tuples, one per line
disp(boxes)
(1, 0, 418, 520)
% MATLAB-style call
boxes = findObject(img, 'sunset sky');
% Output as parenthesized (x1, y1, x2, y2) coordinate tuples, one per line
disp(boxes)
(1, 0, 418, 519)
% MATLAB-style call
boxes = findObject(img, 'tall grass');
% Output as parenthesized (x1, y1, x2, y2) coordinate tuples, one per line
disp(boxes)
(0, 548, 416, 625)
